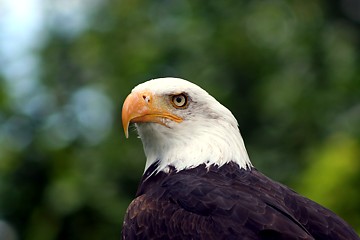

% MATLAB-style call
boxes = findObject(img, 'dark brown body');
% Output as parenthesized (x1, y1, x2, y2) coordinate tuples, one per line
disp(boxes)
(122, 162, 359, 240)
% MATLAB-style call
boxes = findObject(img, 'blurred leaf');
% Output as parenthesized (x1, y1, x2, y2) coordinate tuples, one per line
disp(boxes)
(298, 133, 360, 232)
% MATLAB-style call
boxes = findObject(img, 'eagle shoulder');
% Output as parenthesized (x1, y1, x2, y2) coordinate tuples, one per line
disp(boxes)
(122, 163, 317, 240)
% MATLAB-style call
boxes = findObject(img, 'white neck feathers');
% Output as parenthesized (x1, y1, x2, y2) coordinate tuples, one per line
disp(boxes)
(136, 114, 252, 174)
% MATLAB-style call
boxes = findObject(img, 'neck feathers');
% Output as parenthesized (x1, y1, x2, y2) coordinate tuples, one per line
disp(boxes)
(136, 117, 252, 175)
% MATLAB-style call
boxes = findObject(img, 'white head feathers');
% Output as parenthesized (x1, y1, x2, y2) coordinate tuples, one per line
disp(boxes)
(130, 77, 252, 174)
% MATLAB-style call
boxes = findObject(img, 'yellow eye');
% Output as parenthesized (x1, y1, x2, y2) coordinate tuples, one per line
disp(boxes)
(171, 94, 188, 108)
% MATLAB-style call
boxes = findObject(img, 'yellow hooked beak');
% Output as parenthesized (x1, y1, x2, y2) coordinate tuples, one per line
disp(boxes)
(122, 91, 183, 138)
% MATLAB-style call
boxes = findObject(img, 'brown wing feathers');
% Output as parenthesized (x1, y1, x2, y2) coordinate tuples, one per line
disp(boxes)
(122, 162, 359, 240)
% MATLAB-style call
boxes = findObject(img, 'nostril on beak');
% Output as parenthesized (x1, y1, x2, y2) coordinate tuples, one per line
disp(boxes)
(143, 95, 150, 103)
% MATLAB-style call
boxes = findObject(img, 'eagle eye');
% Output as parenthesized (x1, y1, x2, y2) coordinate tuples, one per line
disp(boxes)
(171, 94, 188, 108)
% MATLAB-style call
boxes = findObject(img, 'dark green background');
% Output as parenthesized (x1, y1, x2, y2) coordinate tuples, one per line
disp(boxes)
(0, 0, 359, 239)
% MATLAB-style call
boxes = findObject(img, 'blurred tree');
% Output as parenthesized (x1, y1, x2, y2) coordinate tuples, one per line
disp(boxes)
(0, 0, 359, 239)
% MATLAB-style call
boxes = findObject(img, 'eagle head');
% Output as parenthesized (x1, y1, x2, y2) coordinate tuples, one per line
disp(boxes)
(122, 78, 252, 174)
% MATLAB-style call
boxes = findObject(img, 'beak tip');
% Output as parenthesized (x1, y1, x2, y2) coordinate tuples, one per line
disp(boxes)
(123, 122, 130, 139)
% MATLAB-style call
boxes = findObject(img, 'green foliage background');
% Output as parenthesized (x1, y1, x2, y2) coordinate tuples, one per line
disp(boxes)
(0, 0, 359, 239)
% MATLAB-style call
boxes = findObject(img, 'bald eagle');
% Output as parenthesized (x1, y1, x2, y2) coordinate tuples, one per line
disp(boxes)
(121, 78, 359, 240)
